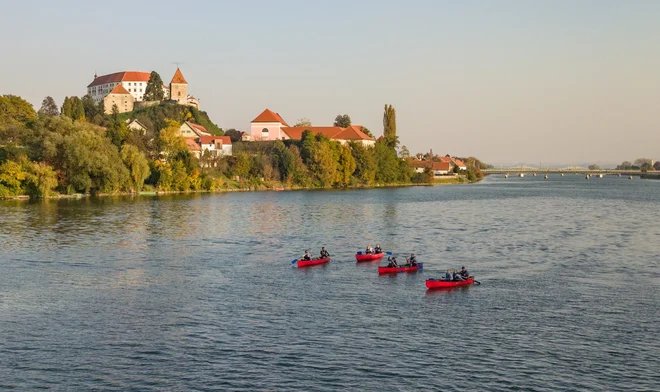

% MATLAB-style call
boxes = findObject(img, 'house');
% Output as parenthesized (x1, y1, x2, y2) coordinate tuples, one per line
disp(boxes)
(240, 131, 253, 142)
(89, 71, 151, 104)
(199, 135, 232, 157)
(408, 158, 455, 177)
(126, 119, 147, 132)
(185, 138, 202, 158)
(451, 158, 467, 171)
(249, 108, 375, 146)
(178, 121, 211, 138)
(103, 85, 134, 114)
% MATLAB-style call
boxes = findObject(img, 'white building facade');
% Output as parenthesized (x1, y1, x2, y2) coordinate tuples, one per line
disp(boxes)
(87, 71, 151, 104)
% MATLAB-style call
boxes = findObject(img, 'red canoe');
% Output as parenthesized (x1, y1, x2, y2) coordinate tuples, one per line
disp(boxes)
(355, 252, 385, 262)
(296, 257, 331, 268)
(378, 263, 423, 274)
(425, 276, 474, 289)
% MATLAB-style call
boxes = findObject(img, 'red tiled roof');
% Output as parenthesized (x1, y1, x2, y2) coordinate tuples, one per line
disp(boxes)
(185, 121, 210, 136)
(199, 135, 232, 145)
(185, 138, 200, 151)
(431, 161, 451, 171)
(171, 68, 187, 84)
(334, 125, 374, 141)
(438, 156, 452, 163)
(109, 84, 131, 95)
(88, 71, 151, 88)
(281, 125, 373, 141)
(452, 158, 467, 167)
(251, 109, 289, 126)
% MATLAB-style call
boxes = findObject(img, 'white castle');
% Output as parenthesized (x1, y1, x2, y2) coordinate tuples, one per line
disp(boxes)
(86, 68, 199, 114)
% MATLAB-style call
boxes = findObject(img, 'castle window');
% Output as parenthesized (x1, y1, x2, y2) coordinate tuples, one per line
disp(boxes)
(261, 128, 269, 139)
(178, 91, 181, 97)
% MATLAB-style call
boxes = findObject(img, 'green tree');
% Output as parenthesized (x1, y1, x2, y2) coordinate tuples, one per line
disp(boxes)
(232, 153, 252, 179)
(22, 159, 58, 198)
(0, 95, 37, 129)
(61, 96, 84, 121)
(374, 139, 401, 183)
(336, 143, 356, 187)
(144, 71, 165, 101)
(121, 144, 150, 192)
(38, 96, 59, 117)
(81, 94, 104, 123)
(333, 114, 351, 128)
(0, 159, 26, 197)
(61, 97, 73, 119)
(349, 141, 376, 185)
(107, 105, 125, 148)
(399, 145, 410, 158)
(588, 164, 601, 170)
(383, 104, 397, 148)
(634, 158, 653, 171)
(158, 120, 186, 159)
(224, 129, 242, 142)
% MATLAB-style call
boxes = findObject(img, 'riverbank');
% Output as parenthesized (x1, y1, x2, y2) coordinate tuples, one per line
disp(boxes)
(0, 176, 475, 201)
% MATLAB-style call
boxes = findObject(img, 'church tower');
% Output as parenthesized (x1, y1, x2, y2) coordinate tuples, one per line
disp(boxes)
(170, 68, 188, 104)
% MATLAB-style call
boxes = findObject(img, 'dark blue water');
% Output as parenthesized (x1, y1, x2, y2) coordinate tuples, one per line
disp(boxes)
(1, 176, 659, 391)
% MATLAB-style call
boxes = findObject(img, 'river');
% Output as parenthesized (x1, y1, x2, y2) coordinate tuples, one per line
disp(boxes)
(1, 175, 658, 391)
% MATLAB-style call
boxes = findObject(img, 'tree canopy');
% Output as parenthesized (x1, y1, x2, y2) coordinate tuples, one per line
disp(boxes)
(383, 104, 397, 148)
(144, 71, 165, 101)
(38, 96, 59, 117)
(333, 114, 351, 128)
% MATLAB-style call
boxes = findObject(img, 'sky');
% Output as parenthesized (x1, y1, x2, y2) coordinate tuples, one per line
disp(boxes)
(1, 0, 659, 166)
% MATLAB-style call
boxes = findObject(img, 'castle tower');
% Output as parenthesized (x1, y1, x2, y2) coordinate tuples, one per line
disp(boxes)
(170, 68, 188, 104)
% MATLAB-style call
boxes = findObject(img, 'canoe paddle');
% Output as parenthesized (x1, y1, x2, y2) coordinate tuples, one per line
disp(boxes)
(291, 259, 298, 264)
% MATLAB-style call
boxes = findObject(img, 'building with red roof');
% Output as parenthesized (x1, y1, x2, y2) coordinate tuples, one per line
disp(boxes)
(87, 68, 197, 112)
(249, 109, 375, 146)
(103, 84, 134, 114)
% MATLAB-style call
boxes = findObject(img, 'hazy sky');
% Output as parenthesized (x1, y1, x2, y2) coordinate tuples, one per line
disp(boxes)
(2, 0, 659, 165)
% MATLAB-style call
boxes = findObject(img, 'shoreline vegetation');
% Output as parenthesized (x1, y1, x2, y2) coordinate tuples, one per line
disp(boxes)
(1, 94, 485, 200)
(1, 176, 473, 201)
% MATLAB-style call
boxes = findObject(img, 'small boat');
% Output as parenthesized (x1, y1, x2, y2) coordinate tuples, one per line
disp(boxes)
(295, 257, 331, 268)
(426, 276, 475, 289)
(378, 263, 423, 274)
(355, 252, 385, 262)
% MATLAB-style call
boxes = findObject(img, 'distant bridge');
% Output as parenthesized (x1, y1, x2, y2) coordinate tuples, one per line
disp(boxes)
(483, 168, 644, 176)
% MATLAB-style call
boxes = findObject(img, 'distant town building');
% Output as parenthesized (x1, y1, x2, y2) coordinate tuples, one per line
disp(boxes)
(87, 68, 198, 114)
(88, 71, 150, 104)
(103, 85, 134, 114)
(249, 109, 375, 146)
(178, 121, 211, 138)
(176, 122, 232, 158)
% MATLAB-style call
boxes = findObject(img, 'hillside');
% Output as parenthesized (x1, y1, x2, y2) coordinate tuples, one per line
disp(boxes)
(119, 102, 222, 135)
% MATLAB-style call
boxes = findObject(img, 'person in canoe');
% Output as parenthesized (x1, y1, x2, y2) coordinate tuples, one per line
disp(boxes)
(460, 266, 469, 279)
(365, 246, 373, 254)
(444, 269, 453, 281)
(301, 250, 312, 261)
(453, 269, 464, 281)
(319, 247, 330, 259)
(387, 256, 398, 268)
(374, 244, 382, 254)
(405, 253, 418, 267)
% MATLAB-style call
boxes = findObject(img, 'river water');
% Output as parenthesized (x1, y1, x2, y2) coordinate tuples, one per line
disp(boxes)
(1, 175, 658, 391)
